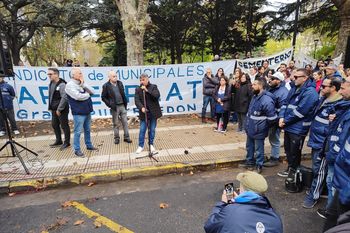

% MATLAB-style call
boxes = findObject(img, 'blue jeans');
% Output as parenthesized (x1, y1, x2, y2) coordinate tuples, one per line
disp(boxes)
(306, 149, 327, 201)
(138, 116, 157, 148)
(326, 163, 335, 208)
(201, 95, 215, 118)
(246, 136, 265, 167)
(73, 114, 93, 152)
(268, 125, 281, 159)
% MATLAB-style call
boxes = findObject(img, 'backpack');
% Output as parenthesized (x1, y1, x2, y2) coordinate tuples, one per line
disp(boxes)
(285, 167, 303, 193)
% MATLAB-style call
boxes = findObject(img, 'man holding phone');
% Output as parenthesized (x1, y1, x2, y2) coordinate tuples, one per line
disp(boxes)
(204, 171, 283, 233)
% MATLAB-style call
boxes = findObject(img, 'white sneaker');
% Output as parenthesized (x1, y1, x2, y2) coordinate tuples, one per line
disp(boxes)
(0, 131, 5, 136)
(13, 130, 20, 135)
(135, 146, 143, 154)
(150, 145, 156, 152)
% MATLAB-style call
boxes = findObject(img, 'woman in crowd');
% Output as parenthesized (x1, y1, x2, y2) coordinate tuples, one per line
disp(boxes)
(213, 76, 231, 133)
(215, 68, 225, 83)
(232, 73, 252, 133)
(313, 70, 323, 93)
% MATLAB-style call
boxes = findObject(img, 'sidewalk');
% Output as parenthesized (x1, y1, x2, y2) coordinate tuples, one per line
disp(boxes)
(0, 122, 310, 193)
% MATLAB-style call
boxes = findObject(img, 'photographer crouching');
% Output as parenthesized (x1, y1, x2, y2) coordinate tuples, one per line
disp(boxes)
(204, 171, 283, 233)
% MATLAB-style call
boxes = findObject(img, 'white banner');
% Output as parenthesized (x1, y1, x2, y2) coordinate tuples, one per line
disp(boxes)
(236, 48, 293, 73)
(7, 60, 236, 121)
(295, 53, 343, 68)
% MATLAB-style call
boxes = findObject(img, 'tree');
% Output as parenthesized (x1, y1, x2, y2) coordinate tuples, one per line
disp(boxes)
(0, 0, 61, 65)
(115, 0, 151, 65)
(332, 0, 350, 57)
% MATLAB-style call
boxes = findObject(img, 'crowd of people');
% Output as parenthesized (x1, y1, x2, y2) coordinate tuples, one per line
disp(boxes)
(202, 58, 350, 232)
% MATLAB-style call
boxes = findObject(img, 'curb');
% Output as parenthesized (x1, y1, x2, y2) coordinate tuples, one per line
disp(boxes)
(0, 154, 310, 194)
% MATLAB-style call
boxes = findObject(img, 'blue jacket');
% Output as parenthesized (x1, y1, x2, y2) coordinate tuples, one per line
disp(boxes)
(0, 81, 15, 110)
(268, 84, 289, 114)
(204, 191, 283, 233)
(67, 95, 93, 115)
(325, 107, 350, 164)
(245, 91, 277, 140)
(307, 95, 344, 150)
(333, 135, 350, 205)
(279, 79, 319, 136)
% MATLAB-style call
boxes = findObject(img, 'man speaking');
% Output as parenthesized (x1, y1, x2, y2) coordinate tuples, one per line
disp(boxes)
(134, 73, 162, 154)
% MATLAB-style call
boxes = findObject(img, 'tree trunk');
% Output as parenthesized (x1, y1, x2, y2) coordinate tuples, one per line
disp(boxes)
(115, 0, 151, 66)
(11, 47, 21, 66)
(333, 0, 350, 60)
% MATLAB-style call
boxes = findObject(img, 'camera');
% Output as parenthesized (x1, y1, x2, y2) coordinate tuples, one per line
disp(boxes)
(224, 183, 235, 203)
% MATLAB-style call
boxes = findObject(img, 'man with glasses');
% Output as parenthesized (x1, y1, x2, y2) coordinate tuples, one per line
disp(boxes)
(278, 68, 319, 177)
(302, 77, 344, 209)
(101, 71, 132, 145)
(264, 72, 288, 167)
(202, 68, 218, 123)
(48, 68, 70, 150)
(65, 67, 97, 157)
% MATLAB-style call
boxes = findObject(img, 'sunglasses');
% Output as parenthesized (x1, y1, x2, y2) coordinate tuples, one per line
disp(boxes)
(294, 75, 306, 79)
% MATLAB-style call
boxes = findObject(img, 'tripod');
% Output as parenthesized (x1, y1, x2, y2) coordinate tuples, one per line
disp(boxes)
(136, 89, 158, 162)
(0, 77, 38, 174)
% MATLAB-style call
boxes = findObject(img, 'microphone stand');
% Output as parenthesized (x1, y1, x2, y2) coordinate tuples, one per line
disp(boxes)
(0, 76, 38, 174)
(136, 87, 158, 162)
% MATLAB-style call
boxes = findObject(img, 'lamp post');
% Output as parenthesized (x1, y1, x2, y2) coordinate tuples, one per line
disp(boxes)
(314, 39, 319, 59)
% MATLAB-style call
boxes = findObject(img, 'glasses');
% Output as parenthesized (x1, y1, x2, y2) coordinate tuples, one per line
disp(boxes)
(47, 73, 54, 76)
(294, 75, 306, 79)
(321, 84, 331, 88)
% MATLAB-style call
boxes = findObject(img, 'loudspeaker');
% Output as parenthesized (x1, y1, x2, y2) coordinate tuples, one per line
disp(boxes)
(344, 36, 350, 69)
(0, 32, 14, 77)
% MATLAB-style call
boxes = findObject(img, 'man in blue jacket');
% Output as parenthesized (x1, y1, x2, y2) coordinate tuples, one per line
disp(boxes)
(323, 134, 350, 232)
(303, 77, 344, 209)
(278, 68, 319, 177)
(264, 71, 289, 167)
(0, 76, 20, 136)
(65, 67, 97, 157)
(202, 68, 218, 123)
(240, 78, 277, 173)
(204, 171, 283, 233)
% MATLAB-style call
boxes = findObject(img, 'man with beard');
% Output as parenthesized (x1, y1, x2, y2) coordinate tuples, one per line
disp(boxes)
(239, 78, 277, 173)
(278, 68, 319, 177)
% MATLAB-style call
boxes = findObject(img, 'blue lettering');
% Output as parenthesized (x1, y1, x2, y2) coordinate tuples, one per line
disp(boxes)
(166, 83, 183, 101)
(38, 70, 47, 81)
(39, 86, 49, 104)
(130, 69, 139, 80)
(167, 68, 176, 78)
(125, 85, 139, 103)
(177, 67, 185, 77)
(23, 69, 33, 81)
(196, 65, 205, 76)
(17, 109, 27, 119)
(187, 66, 194, 77)
(19, 87, 37, 104)
(187, 80, 201, 99)
(156, 68, 165, 78)
(177, 105, 186, 112)
(91, 86, 101, 105)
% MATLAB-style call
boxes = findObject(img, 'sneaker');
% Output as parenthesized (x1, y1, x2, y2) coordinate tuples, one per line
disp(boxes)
(50, 141, 63, 147)
(74, 150, 85, 157)
(305, 189, 310, 196)
(136, 146, 143, 154)
(150, 145, 156, 152)
(238, 161, 254, 169)
(302, 198, 318, 209)
(87, 146, 98, 151)
(13, 130, 20, 135)
(317, 208, 327, 219)
(213, 127, 218, 132)
(277, 168, 289, 177)
(0, 131, 5, 136)
(263, 158, 279, 167)
(220, 129, 227, 133)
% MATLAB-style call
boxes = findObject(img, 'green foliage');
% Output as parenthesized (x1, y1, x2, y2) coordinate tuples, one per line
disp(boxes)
(264, 39, 292, 55)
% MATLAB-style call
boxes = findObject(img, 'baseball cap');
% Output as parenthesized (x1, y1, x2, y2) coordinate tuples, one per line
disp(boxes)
(236, 171, 268, 194)
(271, 71, 284, 81)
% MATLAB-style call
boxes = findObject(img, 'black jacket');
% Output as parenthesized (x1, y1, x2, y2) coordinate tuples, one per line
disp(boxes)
(232, 81, 252, 113)
(135, 83, 162, 121)
(101, 81, 128, 110)
(203, 74, 219, 96)
(48, 78, 68, 111)
(212, 84, 232, 112)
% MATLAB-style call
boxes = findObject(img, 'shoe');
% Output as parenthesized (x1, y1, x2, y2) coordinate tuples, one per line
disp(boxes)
(263, 158, 279, 167)
(256, 166, 263, 174)
(150, 145, 156, 152)
(277, 168, 289, 177)
(136, 146, 143, 154)
(238, 161, 255, 169)
(220, 129, 227, 133)
(50, 141, 63, 147)
(0, 131, 5, 136)
(60, 143, 70, 151)
(213, 127, 218, 132)
(114, 138, 120, 144)
(124, 138, 132, 143)
(13, 130, 20, 135)
(305, 189, 310, 196)
(302, 198, 318, 209)
(74, 150, 85, 157)
(87, 146, 98, 151)
(317, 208, 327, 219)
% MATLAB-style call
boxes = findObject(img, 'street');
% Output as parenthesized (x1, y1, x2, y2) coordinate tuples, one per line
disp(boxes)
(0, 164, 324, 233)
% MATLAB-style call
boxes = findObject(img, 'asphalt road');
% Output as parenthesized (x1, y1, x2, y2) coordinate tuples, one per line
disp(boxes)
(0, 164, 325, 233)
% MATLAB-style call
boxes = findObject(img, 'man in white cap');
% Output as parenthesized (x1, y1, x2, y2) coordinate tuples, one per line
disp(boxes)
(204, 171, 283, 233)
(264, 71, 289, 167)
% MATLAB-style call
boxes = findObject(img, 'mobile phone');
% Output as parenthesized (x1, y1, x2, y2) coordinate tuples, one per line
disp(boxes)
(224, 183, 234, 202)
